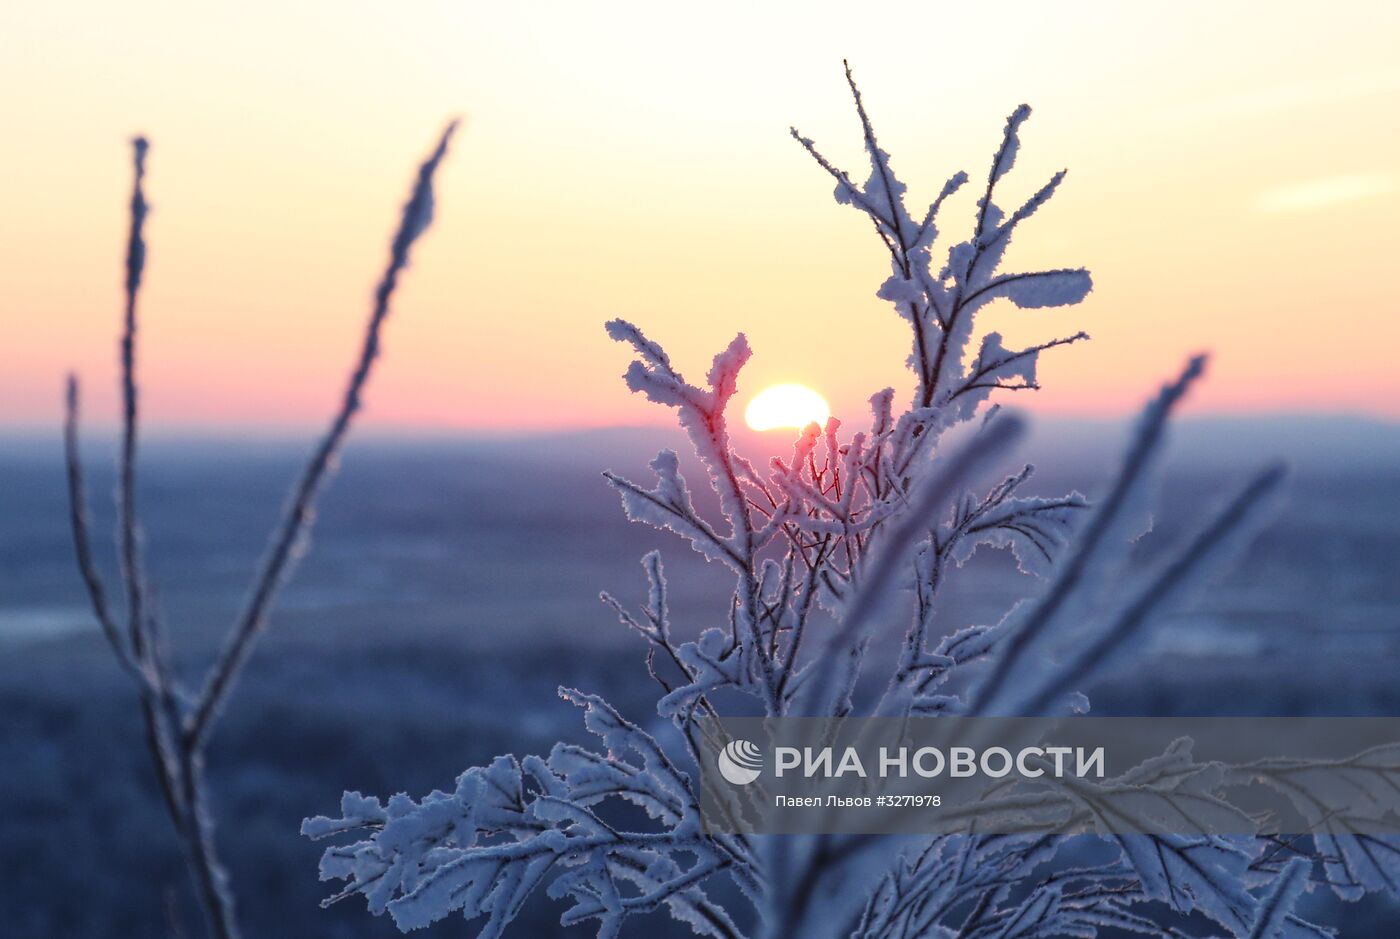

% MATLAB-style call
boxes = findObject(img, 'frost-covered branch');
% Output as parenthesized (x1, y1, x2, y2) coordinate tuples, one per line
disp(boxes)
(305, 66, 1371, 939)
(302, 688, 759, 938)
(187, 120, 459, 746)
(64, 124, 458, 939)
(791, 62, 1090, 427)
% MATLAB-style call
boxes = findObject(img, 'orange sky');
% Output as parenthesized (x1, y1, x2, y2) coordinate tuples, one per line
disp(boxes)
(1, 1, 1398, 433)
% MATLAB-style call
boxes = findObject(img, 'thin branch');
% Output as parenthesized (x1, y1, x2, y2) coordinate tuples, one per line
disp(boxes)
(1017, 462, 1285, 714)
(969, 355, 1207, 714)
(186, 120, 459, 746)
(63, 375, 141, 682)
(804, 412, 1024, 716)
(119, 136, 151, 661)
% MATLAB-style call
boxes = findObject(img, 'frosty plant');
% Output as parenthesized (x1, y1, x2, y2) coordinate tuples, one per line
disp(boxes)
(63, 124, 457, 939)
(304, 65, 1391, 937)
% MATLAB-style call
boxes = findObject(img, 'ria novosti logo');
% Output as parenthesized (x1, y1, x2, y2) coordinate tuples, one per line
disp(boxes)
(715, 739, 1108, 787)
(717, 739, 763, 785)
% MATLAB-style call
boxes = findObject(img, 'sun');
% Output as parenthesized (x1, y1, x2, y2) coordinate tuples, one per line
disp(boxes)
(744, 383, 831, 432)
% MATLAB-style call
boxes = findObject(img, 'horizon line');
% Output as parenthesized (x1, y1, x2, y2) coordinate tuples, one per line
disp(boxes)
(0, 408, 1397, 443)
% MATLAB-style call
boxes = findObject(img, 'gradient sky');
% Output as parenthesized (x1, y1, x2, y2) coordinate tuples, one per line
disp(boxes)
(2, 1, 1397, 432)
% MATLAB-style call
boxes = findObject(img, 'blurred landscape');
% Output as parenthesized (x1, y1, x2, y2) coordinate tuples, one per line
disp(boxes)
(3, 415, 1399, 936)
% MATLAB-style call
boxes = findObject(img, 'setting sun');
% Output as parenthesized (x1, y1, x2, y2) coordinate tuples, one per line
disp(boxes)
(744, 383, 831, 431)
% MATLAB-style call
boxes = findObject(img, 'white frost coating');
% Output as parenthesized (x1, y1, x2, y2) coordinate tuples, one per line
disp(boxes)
(607, 318, 753, 554)
(604, 450, 738, 568)
(991, 104, 1032, 184)
(947, 483, 1090, 578)
(983, 268, 1094, 309)
(301, 688, 748, 937)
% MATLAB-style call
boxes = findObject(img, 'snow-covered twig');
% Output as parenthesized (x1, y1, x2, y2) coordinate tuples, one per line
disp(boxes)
(63, 124, 458, 939)
(187, 121, 459, 746)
